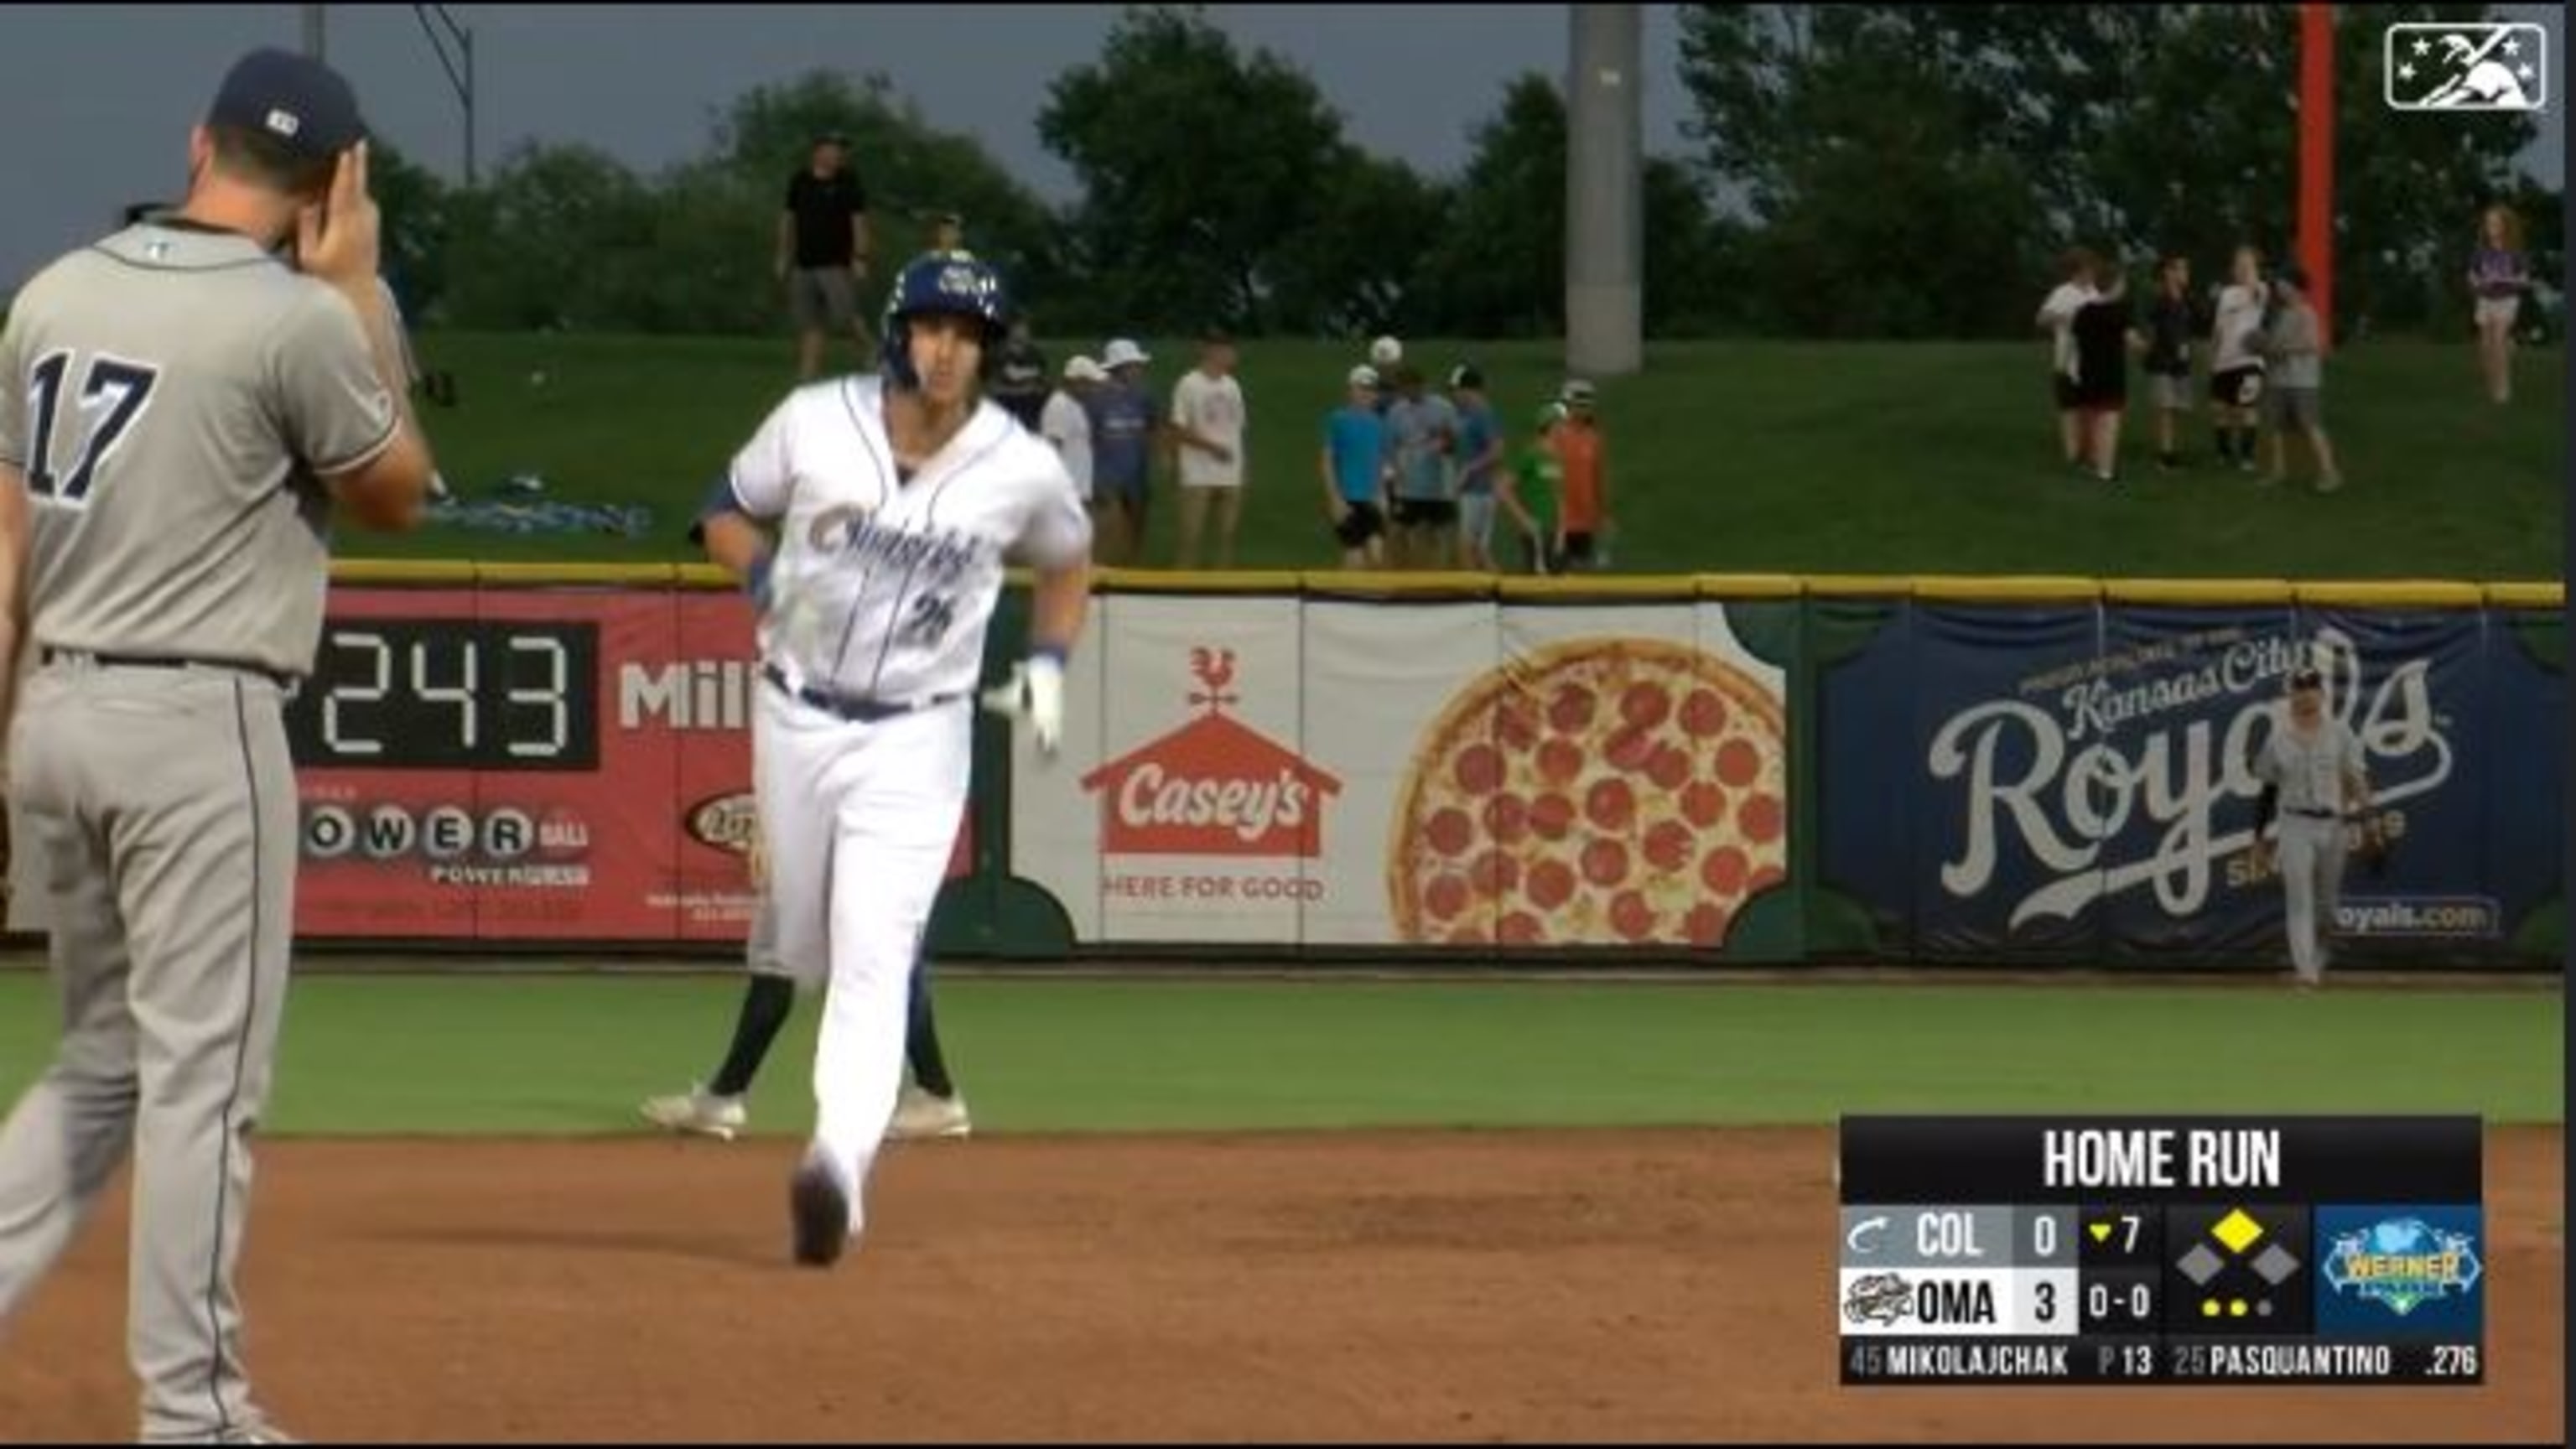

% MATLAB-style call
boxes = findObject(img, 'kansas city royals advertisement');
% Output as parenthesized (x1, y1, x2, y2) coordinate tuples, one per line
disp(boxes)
(1817, 595, 2563, 967)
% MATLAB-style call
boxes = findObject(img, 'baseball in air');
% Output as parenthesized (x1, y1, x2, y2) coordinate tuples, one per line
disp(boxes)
(1369, 335, 1404, 368)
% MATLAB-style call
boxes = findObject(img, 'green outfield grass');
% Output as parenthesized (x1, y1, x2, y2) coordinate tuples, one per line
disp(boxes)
(0, 974, 2556, 1135)
(389, 331, 2564, 581)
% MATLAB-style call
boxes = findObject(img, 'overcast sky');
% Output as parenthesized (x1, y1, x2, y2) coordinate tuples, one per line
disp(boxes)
(0, 4, 2562, 291)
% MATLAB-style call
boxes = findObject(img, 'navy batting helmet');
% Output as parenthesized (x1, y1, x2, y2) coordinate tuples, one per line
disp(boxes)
(879, 250, 1010, 391)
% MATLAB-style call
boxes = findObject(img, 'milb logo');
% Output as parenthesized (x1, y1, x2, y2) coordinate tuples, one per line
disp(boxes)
(302, 803, 583, 863)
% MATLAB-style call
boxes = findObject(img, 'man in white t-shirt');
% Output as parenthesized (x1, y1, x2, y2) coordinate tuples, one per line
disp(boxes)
(2207, 244, 2272, 474)
(1042, 354, 1103, 514)
(2034, 248, 2099, 471)
(1169, 330, 1247, 569)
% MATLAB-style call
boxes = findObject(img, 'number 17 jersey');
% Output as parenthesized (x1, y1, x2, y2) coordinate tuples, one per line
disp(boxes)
(724, 374, 1092, 704)
(0, 221, 398, 678)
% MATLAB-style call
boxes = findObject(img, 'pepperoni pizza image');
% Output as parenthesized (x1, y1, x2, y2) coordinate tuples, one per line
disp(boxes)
(1388, 637, 1788, 947)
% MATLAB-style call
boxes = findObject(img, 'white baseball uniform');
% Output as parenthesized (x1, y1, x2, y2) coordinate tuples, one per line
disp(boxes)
(721, 372, 1089, 1239)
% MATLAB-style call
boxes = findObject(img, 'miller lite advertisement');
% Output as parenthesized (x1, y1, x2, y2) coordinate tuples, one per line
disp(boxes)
(1815, 599, 2565, 967)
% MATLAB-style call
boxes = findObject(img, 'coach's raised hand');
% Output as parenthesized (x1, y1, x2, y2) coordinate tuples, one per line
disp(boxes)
(295, 140, 381, 291)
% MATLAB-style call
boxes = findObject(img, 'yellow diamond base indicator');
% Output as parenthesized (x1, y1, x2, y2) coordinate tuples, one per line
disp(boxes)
(2202, 1300, 2221, 1318)
(2089, 1223, 2113, 1244)
(2211, 1208, 2266, 1254)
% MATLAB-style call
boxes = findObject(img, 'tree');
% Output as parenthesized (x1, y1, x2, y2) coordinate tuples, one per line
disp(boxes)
(1642, 158, 1748, 337)
(1677, 9, 2049, 335)
(1267, 148, 1450, 339)
(439, 143, 654, 330)
(370, 140, 454, 322)
(1415, 74, 1568, 339)
(1677, 4, 2542, 337)
(1038, 5, 1349, 335)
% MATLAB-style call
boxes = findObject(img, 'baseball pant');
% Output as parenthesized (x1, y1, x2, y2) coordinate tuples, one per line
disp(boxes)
(0, 662, 297, 1442)
(752, 683, 972, 1240)
(743, 895, 947, 1098)
(2277, 813, 2347, 981)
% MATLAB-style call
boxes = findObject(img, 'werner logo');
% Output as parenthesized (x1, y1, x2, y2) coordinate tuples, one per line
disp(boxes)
(1078, 647, 1343, 857)
(1928, 626, 2455, 928)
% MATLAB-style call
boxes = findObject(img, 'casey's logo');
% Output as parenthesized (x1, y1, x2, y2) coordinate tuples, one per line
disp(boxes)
(1079, 647, 1342, 858)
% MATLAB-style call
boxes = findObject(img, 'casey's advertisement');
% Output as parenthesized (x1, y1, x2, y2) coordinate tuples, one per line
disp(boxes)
(1005, 592, 1799, 954)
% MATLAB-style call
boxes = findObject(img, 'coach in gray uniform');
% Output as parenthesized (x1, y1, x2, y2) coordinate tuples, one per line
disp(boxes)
(2248, 665, 2375, 986)
(0, 49, 434, 1444)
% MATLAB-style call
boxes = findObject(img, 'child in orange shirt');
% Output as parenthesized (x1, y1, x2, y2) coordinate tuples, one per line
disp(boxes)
(1551, 380, 1611, 569)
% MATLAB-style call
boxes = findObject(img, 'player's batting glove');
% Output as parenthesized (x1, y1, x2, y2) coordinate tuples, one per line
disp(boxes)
(1024, 648, 1067, 756)
(983, 648, 1068, 757)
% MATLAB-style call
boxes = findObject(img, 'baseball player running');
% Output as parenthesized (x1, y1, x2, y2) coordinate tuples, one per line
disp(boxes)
(0, 50, 435, 1443)
(640, 877, 973, 1143)
(693, 249, 1089, 1268)
(2248, 664, 2376, 987)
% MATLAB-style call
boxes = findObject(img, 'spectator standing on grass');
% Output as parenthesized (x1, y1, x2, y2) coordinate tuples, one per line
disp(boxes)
(2142, 254, 2199, 472)
(1042, 354, 1104, 522)
(1446, 365, 1505, 571)
(2035, 247, 2100, 470)
(1321, 364, 1390, 569)
(1502, 401, 1566, 575)
(929, 210, 966, 254)
(2069, 259, 2144, 485)
(1086, 337, 1159, 567)
(776, 132, 873, 380)
(1170, 330, 1248, 570)
(1382, 366, 1459, 571)
(991, 313, 1052, 434)
(1552, 381, 1611, 571)
(2208, 244, 2271, 473)
(2469, 203, 2530, 405)
(2257, 263, 2344, 494)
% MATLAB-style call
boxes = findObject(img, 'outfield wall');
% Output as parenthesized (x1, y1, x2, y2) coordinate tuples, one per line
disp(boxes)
(4, 566, 2563, 972)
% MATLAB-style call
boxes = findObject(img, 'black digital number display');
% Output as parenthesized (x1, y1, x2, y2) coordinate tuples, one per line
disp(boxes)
(283, 621, 600, 771)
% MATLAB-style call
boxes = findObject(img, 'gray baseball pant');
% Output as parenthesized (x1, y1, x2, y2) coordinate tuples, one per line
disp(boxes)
(0, 660, 297, 1443)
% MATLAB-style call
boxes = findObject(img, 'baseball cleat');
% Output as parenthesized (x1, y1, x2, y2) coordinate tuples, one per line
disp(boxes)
(790, 1161, 851, 1268)
(888, 1085, 973, 1142)
(640, 1085, 747, 1140)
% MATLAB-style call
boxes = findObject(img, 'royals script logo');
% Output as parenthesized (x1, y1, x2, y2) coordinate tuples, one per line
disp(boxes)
(1928, 627, 2454, 928)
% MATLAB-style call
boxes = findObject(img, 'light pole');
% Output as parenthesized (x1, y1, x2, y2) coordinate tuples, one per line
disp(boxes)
(301, 3, 325, 60)
(1566, 3, 1644, 378)
(413, 3, 479, 186)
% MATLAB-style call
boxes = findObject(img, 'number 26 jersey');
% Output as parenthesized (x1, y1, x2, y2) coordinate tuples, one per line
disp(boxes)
(723, 374, 1092, 704)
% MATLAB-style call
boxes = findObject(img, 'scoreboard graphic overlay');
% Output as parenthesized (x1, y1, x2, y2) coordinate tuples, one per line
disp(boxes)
(1838, 1118, 2485, 1385)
